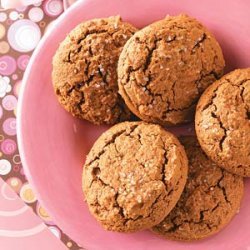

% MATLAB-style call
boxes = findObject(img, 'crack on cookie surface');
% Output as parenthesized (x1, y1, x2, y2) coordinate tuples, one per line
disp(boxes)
(86, 128, 129, 166)
(161, 146, 168, 190)
(191, 33, 207, 53)
(211, 111, 227, 151)
(217, 171, 231, 204)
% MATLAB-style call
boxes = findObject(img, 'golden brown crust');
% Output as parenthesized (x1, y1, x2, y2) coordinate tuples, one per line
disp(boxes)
(82, 122, 188, 232)
(118, 14, 225, 126)
(152, 136, 244, 241)
(195, 68, 250, 176)
(52, 16, 137, 125)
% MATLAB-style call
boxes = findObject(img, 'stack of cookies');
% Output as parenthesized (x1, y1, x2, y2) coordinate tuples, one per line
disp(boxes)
(52, 14, 249, 241)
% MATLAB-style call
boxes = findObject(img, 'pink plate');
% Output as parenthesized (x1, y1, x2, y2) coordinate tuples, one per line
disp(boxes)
(17, 0, 250, 249)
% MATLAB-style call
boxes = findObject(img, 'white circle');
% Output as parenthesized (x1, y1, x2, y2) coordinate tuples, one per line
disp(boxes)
(15, 27, 39, 51)
(0, 77, 10, 93)
(28, 7, 44, 23)
(0, 13, 7, 22)
(51, 1, 62, 13)
(0, 159, 11, 175)
(45, 0, 63, 16)
(49, 226, 61, 238)
(8, 20, 41, 52)
(9, 11, 19, 21)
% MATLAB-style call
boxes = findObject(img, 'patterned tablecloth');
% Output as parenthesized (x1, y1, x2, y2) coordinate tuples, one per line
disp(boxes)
(0, 1, 82, 249)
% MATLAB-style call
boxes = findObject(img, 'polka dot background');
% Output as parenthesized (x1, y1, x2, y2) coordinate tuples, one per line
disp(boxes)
(0, 1, 82, 249)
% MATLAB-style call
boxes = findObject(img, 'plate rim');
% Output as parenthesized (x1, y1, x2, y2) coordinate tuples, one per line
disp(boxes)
(16, 0, 250, 249)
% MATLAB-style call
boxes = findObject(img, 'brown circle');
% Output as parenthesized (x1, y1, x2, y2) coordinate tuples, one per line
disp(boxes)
(152, 136, 244, 241)
(195, 68, 250, 176)
(118, 14, 225, 126)
(13, 154, 21, 164)
(82, 121, 188, 232)
(52, 16, 137, 125)
(39, 21, 46, 27)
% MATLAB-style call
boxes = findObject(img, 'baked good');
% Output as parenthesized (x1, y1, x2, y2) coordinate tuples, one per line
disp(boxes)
(152, 136, 244, 241)
(195, 68, 250, 176)
(118, 14, 225, 126)
(52, 16, 137, 125)
(82, 121, 188, 232)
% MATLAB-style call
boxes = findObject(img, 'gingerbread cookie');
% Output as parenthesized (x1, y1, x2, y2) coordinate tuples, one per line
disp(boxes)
(118, 14, 225, 126)
(52, 16, 137, 125)
(82, 122, 188, 232)
(195, 68, 250, 176)
(152, 136, 244, 241)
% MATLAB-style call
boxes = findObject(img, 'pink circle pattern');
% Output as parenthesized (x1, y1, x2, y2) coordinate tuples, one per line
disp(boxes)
(0, 2, 82, 249)
(17, 55, 30, 70)
(1, 138, 17, 154)
(0, 55, 17, 75)
(2, 95, 17, 110)
(3, 117, 16, 136)
(43, 0, 64, 17)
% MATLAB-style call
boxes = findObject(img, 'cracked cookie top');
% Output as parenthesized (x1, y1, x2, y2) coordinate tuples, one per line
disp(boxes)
(82, 122, 188, 232)
(152, 136, 244, 241)
(195, 68, 250, 177)
(52, 16, 137, 125)
(118, 14, 225, 126)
